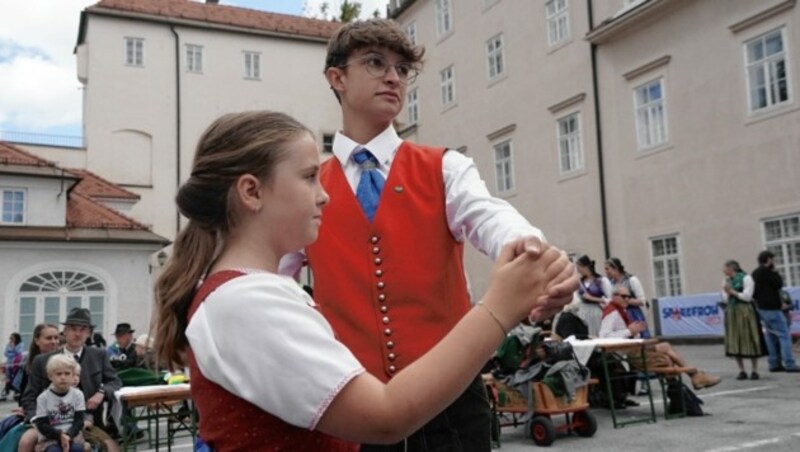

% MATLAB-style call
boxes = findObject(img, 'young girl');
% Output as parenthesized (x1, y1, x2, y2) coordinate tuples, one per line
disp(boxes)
(575, 255, 612, 337)
(151, 111, 574, 451)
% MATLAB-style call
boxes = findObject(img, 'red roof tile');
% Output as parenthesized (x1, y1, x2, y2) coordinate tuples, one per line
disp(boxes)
(90, 0, 342, 40)
(67, 168, 140, 200)
(0, 142, 56, 167)
(1, 141, 149, 232)
(67, 192, 149, 230)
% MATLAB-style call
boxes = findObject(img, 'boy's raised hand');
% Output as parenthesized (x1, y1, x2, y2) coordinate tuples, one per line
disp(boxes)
(483, 242, 566, 330)
(504, 236, 579, 322)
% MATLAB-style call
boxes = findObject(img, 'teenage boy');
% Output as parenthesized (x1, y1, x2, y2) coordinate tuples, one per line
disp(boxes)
(280, 19, 577, 451)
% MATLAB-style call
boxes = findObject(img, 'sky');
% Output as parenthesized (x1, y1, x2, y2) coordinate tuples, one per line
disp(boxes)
(0, 0, 389, 140)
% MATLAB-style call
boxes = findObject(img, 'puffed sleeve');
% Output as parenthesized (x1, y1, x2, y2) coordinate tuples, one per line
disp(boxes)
(186, 273, 364, 430)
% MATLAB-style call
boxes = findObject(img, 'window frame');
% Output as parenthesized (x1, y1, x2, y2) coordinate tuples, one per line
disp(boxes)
(556, 112, 584, 174)
(17, 270, 107, 346)
(321, 133, 334, 154)
(406, 21, 417, 46)
(650, 235, 683, 298)
(744, 27, 792, 114)
(186, 44, 204, 73)
(1, 188, 26, 225)
(243, 51, 261, 80)
(435, 0, 453, 37)
(440, 65, 456, 107)
(486, 33, 505, 81)
(633, 77, 669, 151)
(124, 37, 144, 67)
(762, 213, 800, 286)
(407, 87, 420, 125)
(493, 139, 515, 194)
(545, 0, 570, 47)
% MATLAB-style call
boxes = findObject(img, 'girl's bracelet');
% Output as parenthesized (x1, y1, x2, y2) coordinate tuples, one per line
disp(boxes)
(476, 301, 509, 335)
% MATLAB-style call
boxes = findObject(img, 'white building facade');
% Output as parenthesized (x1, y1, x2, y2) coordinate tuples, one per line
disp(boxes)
(390, 0, 800, 311)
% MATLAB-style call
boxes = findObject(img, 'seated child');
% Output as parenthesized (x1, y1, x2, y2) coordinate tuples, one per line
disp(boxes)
(32, 354, 85, 452)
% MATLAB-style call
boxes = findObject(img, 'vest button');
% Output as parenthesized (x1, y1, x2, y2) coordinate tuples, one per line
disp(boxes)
(371, 236, 380, 243)
(388, 365, 396, 374)
(384, 328, 392, 336)
(374, 257, 382, 265)
(378, 294, 386, 302)
(372, 247, 380, 254)
(386, 341, 395, 349)
(382, 316, 390, 324)
(375, 269, 383, 277)
(380, 306, 388, 313)
(377, 281, 385, 289)
(388, 353, 396, 361)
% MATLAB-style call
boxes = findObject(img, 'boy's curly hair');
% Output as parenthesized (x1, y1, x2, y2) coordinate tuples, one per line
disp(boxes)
(324, 18, 425, 73)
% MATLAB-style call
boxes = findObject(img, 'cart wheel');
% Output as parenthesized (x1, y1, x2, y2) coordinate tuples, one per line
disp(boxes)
(571, 410, 597, 437)
(530, 416, 556, 446)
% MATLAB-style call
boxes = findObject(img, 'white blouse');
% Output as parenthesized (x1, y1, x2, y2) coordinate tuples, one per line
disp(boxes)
(186, 272, 364, 430)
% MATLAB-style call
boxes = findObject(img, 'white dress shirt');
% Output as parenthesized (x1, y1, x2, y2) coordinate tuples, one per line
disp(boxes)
(599, 309, 635, 339)
(279, 125, 544, 276)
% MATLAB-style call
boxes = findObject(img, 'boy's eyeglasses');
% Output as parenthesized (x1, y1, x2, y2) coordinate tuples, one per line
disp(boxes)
(614, 293, 633, 300)
(343, 54, 419, 85)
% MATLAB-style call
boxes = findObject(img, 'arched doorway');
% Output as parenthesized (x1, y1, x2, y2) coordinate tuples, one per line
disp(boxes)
(17, 270, 107, 346)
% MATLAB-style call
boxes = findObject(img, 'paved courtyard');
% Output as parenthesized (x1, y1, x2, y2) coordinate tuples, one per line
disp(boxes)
(1, 343, 798, 451)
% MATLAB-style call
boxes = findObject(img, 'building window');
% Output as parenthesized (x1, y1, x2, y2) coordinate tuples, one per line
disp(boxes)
(435, 0, 453, 37)
(763, 214, 800, 286)
(493, 140, 514, 193)
(557, 112, 583, 174)
(18, 271, 107, 345)
(125, 37, 144, 66)
(634, 78, 668, 150)
(651, 235, 682, 297)
(244, 51, 261, 79)
(440, 65, 456, 107)
(545, 0, 569, 47)
(487, 34, 505, 80)
(186, 44, 203, 73)
(407, 87, 419, 124)
(406, 21, 417, 45)
(1, 189, 25, 225)
(745, 28, 790, 113)
(322, 134, 334, 153)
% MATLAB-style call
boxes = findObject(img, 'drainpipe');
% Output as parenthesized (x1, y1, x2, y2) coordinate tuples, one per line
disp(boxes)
(587, 0, 610, 259)
(170, 25, 182, 234)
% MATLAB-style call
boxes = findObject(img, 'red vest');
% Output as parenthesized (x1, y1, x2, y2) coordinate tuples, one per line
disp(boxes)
(187, 271, 357, 452)
(306, 142, 471, 382)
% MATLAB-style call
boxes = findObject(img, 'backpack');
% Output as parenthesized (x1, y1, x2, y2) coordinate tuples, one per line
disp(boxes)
(666, 379, 704, 416)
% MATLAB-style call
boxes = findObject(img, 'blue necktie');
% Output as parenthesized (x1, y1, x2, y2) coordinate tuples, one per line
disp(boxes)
(353, 149, 385, 222)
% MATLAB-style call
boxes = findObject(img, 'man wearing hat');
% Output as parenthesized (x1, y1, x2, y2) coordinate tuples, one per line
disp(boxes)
(20, 308, 122, 452)
(108, 323, 138, 371)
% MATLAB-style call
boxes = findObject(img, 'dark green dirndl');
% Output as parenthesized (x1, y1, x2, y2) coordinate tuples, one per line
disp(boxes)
(724, 272, 766, 358)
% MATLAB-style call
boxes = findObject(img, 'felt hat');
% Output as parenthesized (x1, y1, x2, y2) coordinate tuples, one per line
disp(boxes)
(62, 308, 95, 328)
(113, 323, 135, 336)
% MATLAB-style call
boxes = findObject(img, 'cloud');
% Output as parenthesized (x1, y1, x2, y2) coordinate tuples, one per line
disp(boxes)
(0, 0, 95, 132)
(0, 55, 82, 128)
